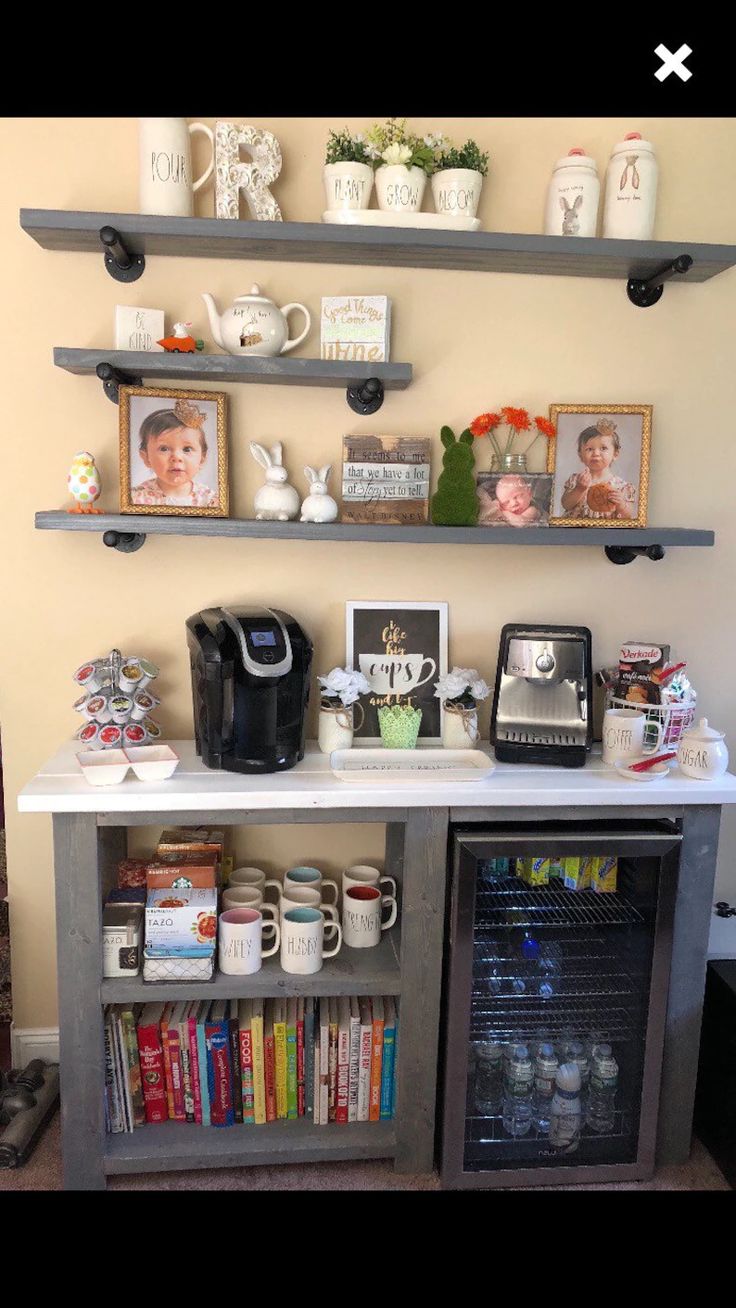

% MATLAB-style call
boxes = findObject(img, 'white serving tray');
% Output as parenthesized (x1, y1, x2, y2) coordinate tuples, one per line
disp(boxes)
(322, 210, 481, 232)
(330, 748, 495, 783)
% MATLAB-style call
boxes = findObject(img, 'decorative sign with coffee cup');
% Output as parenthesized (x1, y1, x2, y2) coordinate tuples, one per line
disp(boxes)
(321, 296, 391, 363)
(341, 435, 431, 526)
(346, 601, 448, 741)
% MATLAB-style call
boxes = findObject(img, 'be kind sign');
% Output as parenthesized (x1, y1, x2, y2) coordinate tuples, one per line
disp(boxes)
(342, 435, 430, 526)
(321, 296, 391, 362)
(346, 601, 448, 741)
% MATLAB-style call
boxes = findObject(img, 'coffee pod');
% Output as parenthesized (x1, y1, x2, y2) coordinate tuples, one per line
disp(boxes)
(74, 661, 103, 694)
(86, 692, 112, 724)
(77, 722, 101, 750)
(131, 689, 160, 722)
(110, 693, 133, 724)
(99, 723, 123, 749)
(118, 659, 145, 693)
(138, 658, 159, 688)
(123, 722, 148, 748)
(73, 693, 89, 715)
(143, 716, 162, 740)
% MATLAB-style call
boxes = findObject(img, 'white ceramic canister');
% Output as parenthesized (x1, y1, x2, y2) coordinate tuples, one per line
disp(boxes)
(677, 718, 729, 781)
(602, 132, 658, 240)
(544, 148, 600, 238)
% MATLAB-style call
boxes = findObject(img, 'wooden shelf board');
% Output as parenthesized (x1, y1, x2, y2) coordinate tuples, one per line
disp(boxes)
(53, 347, 412, 389)
(21, 209, 736, 282)
(102, 929, 401, 1001)
(104, 1118, 396, 1173)
(35, 511, 715, 549)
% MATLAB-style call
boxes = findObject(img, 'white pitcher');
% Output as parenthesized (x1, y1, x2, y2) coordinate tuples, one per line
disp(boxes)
(139, 118, 215, 217)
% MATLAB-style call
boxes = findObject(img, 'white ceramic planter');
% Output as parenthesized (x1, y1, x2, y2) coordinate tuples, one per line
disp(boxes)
(441, 703, 479, 749)
(323, 162, 374, 212)
(431, 168, 484, 219)
(374, 164, 426, 214)
(318, 704, 354, 754)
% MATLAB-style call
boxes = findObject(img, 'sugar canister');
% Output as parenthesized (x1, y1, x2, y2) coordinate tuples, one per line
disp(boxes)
(602, 132, 658, 240)
(544, 148, 600, 238)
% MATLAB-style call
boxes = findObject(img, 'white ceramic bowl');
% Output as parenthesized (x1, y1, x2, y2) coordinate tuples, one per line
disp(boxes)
(125, 744, 179, 781)
(77, 748, 130, 786)
(614, 759, 671, 783)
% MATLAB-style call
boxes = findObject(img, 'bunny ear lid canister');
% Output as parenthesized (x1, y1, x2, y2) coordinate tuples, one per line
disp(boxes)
(602, 132, 658, 240)
(544, 148, 600, 238)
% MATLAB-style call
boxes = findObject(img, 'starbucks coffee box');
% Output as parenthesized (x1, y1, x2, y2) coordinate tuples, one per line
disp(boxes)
(320, 296, 391, 363)
(145, 887, 217, 950)
(146, 848, 218, 890)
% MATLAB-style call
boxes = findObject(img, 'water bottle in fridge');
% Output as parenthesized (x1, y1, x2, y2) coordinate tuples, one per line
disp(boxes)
(502, 1043, 534, 1137)
(533, 1042, 559, 1135)
(549, 1062, 582, 1153)
(586, 1044, 619, 1134)
(474, 1042, 504, 1115)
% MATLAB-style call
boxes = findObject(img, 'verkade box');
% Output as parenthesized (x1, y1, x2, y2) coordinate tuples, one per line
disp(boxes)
(145, 887, 217, 950)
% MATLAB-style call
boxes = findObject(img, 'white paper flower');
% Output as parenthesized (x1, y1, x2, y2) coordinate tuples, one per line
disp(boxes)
(434, 666, 491, 702)
(318, 666, 370, 707)
(381, 142, 412, 166)
(469, 676, 492, 702)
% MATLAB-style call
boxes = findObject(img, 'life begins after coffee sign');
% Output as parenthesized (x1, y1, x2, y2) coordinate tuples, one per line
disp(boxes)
(346, 601, 448, 741)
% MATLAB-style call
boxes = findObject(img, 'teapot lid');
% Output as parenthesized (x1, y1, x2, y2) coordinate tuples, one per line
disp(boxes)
(237, 284, 272, 303)
(683, 717, 725, 742)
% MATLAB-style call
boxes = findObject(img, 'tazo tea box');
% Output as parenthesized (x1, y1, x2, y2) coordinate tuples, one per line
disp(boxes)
(102, 904, 143, 977)
(145, 887, 217, 950)
(562, 857, 592, 891)
(590, 856, 618, 894)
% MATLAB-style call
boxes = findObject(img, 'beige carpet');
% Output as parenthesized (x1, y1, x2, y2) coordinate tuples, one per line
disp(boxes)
(0, 1111, 729, 1190)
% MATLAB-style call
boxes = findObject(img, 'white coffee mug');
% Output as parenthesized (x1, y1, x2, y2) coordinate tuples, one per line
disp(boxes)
(280, 907, 342, 975)
(359, 653, 436, 696)
(228, 865, 281, 903)
(218, 907, 280, 976)
(222, 885, 274, 912)
(282, 866, 339, 906)
(343, 864, 398, 901)
(279, 884, 339, 924)
(342, 885, 398, 949)
(602, 707, 664, 765)
(139, 118, 215, 217)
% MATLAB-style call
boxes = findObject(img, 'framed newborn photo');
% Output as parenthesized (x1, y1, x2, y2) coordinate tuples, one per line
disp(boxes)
(476, 472, 553, 527)
(548, 404, 651, 528)
(119, 386, 229, 517)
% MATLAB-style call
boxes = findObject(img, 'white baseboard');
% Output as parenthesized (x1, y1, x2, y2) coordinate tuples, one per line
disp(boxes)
(10, 1025, 60, 1067)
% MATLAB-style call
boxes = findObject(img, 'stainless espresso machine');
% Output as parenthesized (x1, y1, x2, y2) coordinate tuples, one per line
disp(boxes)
(490, 623, 592, 767)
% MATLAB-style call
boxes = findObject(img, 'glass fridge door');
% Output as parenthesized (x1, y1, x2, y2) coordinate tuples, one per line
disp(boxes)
(441, 822, 679, 1187)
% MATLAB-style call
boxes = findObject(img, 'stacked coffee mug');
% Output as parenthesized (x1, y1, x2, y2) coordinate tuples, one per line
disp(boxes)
(73, 649, 162, 750)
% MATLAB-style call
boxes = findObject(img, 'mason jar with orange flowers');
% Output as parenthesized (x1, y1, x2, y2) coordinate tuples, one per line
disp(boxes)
(470, 407, 556, 472)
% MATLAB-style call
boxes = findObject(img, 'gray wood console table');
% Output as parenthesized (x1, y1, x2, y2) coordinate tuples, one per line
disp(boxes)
(19, 741, 736, 1190)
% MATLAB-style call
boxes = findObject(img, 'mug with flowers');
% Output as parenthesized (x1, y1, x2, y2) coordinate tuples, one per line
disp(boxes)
(470, 407, 556, 472)
(435, 667, 491, 749)
(366, 118, 440, 214)
(316, 666, 370, 753)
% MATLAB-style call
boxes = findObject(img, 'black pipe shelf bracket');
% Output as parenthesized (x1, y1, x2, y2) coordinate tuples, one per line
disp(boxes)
(346, 377, 385, 415)
(627, 254, 694, 308)
(95, 361, 143, 404)
(605, 543, 666, 565)
(103, 530, 147, 554)
(99, 225, 145, 283)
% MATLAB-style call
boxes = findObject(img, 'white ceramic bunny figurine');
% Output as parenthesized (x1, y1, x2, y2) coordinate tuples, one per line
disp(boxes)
(249, 441, 300, 521)
(300, 464, 339, 523)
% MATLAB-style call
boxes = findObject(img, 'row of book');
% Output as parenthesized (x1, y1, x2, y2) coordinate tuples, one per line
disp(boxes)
(104, 995, 398, 1132)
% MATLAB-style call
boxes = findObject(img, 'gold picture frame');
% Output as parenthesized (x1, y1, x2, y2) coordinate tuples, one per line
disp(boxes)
(119, 386, 229, 517)
(547, 403, 652, 528)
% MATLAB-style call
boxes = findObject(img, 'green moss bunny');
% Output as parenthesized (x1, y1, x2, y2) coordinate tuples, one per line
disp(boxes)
(431, 426, 478, 526)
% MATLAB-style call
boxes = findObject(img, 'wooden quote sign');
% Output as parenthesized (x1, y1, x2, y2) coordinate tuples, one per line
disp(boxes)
(341, 435, 431, 526)
(321, 296, 391, 362)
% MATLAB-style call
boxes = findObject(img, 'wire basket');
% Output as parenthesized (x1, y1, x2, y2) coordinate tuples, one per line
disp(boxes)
(604, 691, 696, 747)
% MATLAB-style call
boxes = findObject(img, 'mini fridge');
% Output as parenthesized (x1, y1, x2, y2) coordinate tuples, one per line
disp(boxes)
(440, 821, 680, 1188)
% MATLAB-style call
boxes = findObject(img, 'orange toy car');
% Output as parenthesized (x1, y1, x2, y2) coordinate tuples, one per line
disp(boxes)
(158, 333, 204, 353)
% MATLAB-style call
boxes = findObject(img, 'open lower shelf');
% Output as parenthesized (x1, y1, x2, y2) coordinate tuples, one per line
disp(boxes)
(53, 347, 412, 392)
(20, 208, 736, 284)
(104, 1118, 396, 1174)
(102, 929, 401, 1002)
(34, 512, 715, 564)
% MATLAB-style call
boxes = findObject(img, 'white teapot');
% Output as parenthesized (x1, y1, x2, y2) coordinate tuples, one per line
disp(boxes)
(201, 285, 311, 357)
(677, 718, 729, 781)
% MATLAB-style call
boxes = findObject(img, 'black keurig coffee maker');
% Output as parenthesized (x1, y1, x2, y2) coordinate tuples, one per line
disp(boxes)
(186, 606, 313, 774)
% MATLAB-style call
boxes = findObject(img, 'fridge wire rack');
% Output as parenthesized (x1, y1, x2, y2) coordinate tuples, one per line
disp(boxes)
(474, 882, 645, 930)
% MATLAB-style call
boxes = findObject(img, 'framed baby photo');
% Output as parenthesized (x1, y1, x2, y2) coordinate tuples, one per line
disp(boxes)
(346, 600, 448, 742)
(476, 471, 553, 527)
(119, 386, 229, 517)
(548, 404, 652, 528)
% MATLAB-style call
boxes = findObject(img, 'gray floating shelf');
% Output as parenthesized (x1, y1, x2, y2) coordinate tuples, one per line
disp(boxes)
(21, 208, 736, 282)
(105, 1119, 396, 1174)
(53, 347, 412, 390)
(35, 511, 715, 551)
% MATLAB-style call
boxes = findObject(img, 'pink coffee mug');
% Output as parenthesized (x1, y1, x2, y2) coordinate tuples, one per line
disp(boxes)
(342, 884, 398, 948)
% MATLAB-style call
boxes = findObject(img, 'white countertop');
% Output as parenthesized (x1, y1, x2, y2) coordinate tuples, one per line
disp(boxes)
(17, 740, 736, 814)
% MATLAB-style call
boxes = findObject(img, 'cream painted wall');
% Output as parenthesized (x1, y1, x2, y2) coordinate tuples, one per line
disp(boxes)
(3, 117, 735, 1027)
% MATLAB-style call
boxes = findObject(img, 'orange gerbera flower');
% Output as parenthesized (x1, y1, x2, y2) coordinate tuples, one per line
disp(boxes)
(534, 416, 556, 439)
(501, 406, 531, 432)
(470, 412, 500, 438)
